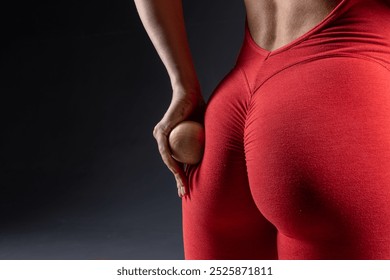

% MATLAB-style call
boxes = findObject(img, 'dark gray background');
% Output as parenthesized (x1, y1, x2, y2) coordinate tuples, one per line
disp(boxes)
(1, 0, 245, 259)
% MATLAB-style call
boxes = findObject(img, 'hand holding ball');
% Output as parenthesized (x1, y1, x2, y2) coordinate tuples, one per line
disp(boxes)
(168, 121, 205, 165)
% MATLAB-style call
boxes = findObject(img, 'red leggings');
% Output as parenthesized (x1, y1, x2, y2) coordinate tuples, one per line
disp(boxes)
(182, 0, 390, 259)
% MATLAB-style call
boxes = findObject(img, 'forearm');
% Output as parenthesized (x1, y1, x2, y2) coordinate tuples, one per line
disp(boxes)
(134, 0, 199, 92)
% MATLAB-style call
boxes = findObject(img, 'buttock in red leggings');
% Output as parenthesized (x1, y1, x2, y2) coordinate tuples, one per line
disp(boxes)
(182, 0, 390, 259)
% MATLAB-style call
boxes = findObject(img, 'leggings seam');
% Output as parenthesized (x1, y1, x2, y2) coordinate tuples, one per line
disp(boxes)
(237, 67, 255, 137)
(252, 54, 390, 98)
(237, 68, 258, 207)
(237, 67, 253, 97)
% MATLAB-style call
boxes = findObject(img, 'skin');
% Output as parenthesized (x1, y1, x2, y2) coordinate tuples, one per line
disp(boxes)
(133, 0, 341, 198)
(245, 0, 341, 51)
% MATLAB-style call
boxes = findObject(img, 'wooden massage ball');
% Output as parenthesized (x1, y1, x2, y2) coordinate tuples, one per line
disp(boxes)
(168, 120, 205, 164)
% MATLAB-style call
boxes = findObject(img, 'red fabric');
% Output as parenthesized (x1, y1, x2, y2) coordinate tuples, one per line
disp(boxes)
(182, 0, 390, 259)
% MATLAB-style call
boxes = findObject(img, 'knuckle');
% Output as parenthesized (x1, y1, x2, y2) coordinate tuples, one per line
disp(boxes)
(153, 124, 161, 138)
(158, 122, 172, 136)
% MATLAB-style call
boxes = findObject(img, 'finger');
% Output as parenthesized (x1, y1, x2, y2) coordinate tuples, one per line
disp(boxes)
(161, 145, 188, 196)
(153, 121, 190, 196)
(155, 131, 188, 195)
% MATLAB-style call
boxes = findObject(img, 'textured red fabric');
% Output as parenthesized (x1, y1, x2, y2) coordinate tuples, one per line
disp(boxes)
(182, 0, 390, 259)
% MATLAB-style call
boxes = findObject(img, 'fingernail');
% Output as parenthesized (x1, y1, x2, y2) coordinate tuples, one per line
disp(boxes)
(181, 186, 186, 196)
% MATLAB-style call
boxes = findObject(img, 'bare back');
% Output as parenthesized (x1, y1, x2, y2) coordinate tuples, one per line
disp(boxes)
(244, 0, 341, 51)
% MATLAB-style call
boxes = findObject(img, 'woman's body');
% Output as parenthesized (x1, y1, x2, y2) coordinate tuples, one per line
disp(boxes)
(134, 0, 390, 259)
(244, 0, 340, 52)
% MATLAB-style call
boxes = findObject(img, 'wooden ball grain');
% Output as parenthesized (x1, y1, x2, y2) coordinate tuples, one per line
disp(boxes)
(168, 121, 205, 164)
